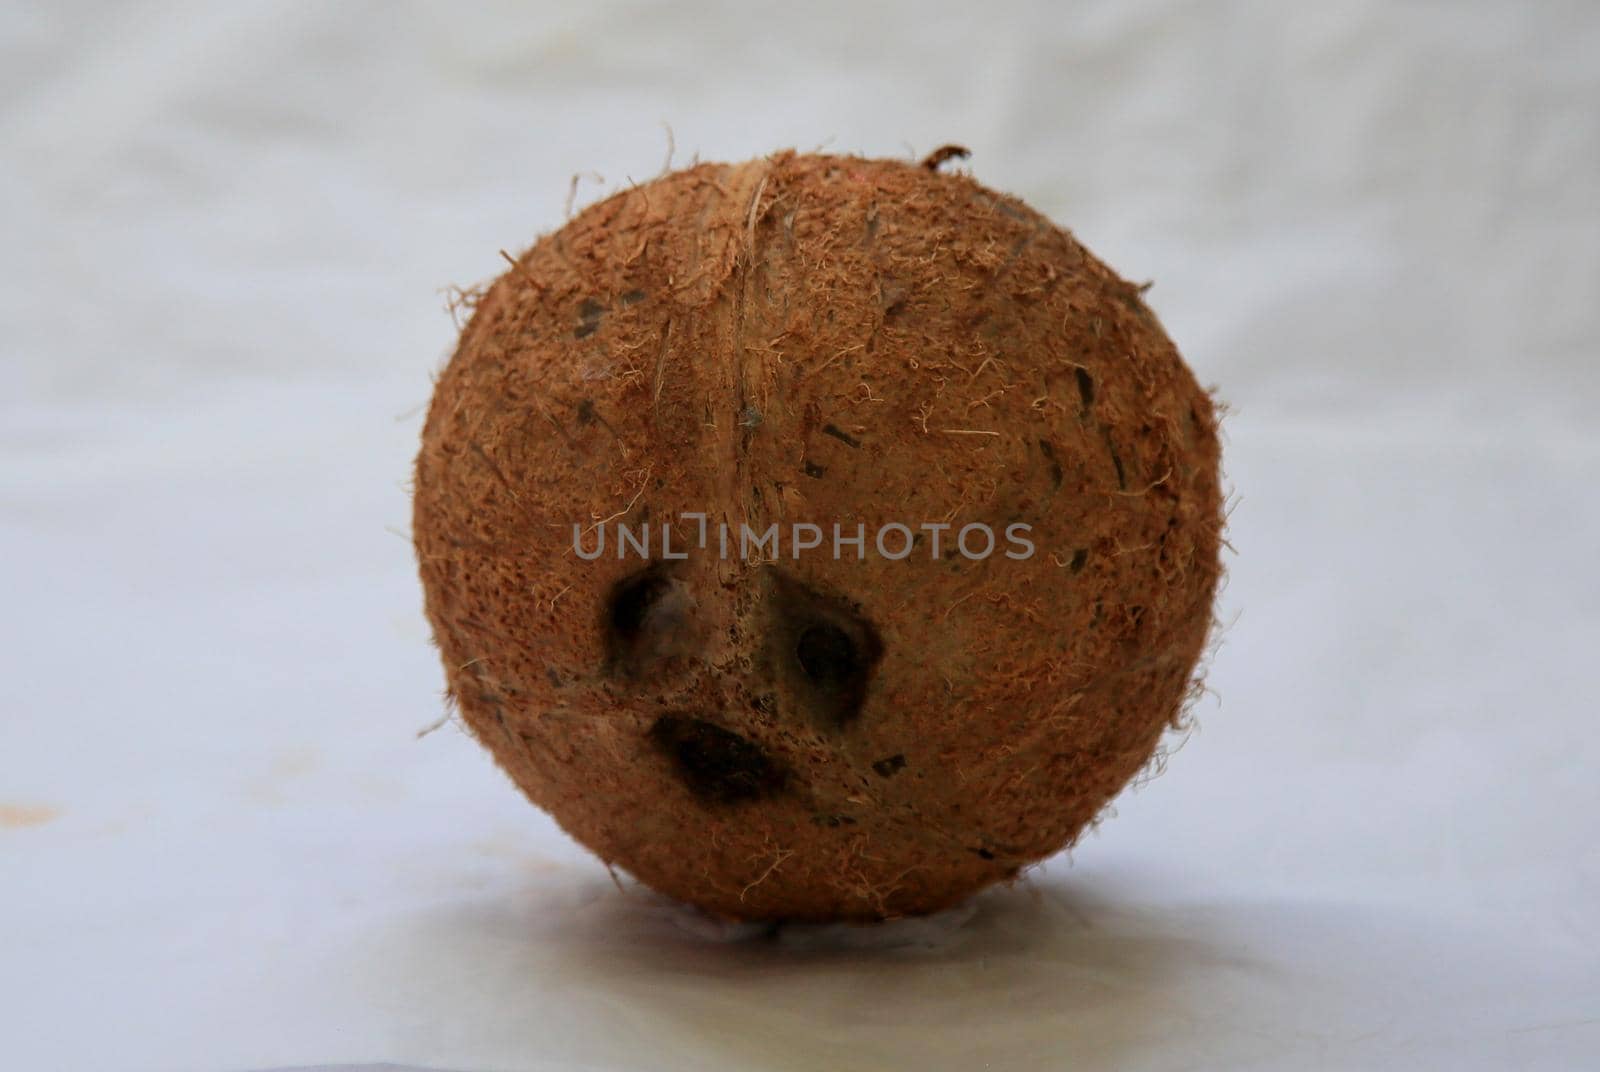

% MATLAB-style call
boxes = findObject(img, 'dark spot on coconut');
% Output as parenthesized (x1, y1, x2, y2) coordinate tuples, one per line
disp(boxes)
(802, 460, 826, 478)
(766, 571, 883, 729)
(797, 623, 858, 686)
(813, 813, 858, 827)
(576, 399, 597, 425)
(881, 278, 910, 318)
(602, 565, 684, 675)
(607, 569, 668, 644)
(1075, 366, 1095, 412)
(1038, 438, 1063, 489)
(1069, 548, 1088, 573)
(575, 298, 604, 339)
(649, 716, 786, 804)
(620, 289, 647, 305)
(822, 423, 861, 448)
(1105, 435, 1128, 490)
(545, 667, 563, 688)
(872, 754, 907, 778)
(972, 848, 996, 860)
(749, 692, 777, 715)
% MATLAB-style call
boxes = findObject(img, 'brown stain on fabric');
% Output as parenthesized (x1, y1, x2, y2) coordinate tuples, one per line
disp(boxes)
(0, 803, 62, 829)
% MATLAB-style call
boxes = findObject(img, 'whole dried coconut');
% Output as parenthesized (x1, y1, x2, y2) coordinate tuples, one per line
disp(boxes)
(413, 149, 1224, 922)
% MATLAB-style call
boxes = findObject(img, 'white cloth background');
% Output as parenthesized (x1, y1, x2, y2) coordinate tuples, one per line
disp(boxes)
(3, 2, 1596, 1070)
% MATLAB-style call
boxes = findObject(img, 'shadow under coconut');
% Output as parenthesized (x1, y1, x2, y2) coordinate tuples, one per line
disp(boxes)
(540, 877, 1256, 1072)
(353, 865, 1264, 1072)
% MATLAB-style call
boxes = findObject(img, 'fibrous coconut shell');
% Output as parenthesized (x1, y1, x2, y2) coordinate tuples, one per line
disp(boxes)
(413, 151, 1223, 922)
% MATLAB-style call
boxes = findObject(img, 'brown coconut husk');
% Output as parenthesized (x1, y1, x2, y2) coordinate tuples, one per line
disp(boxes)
(413, 151, 1224, 922)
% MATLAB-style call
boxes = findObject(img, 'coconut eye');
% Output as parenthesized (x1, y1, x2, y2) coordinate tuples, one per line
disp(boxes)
(796, 622, 859, 686)
(603, 566, 689, 674)
(650, 716, 787, 803)
(766, 570, 882, 728)
(608, 570, 669, 644)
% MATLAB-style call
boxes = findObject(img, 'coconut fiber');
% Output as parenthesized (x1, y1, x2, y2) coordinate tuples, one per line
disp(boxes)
(413, 150, 1224, 922)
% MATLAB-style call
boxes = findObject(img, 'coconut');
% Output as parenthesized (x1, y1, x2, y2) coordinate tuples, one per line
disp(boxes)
(413, 150, 1223, 922)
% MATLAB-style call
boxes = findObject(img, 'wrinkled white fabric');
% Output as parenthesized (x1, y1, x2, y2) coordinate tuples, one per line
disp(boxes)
(2, 2, 1596, 1069)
